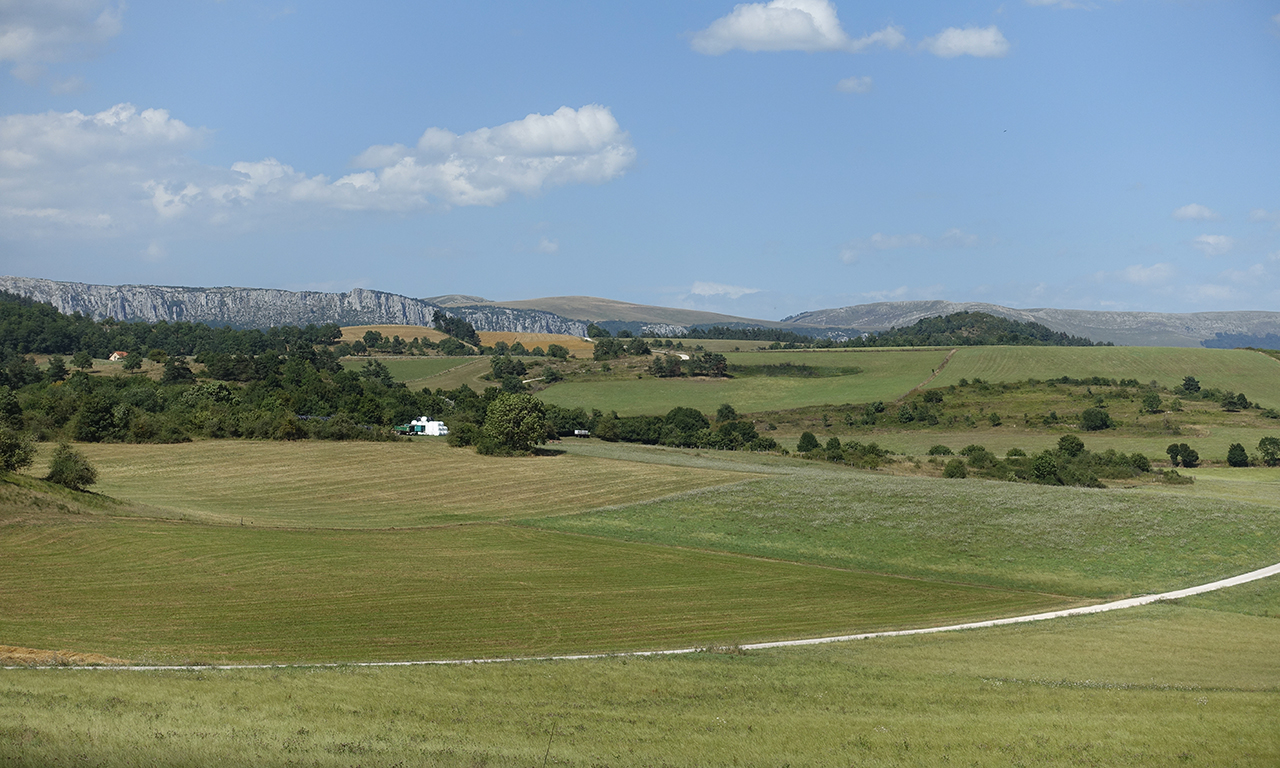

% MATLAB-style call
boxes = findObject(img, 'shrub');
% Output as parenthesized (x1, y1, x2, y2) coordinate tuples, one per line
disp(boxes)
(1006, 447, 1026, 457)
(1260, 436, 1280, 467)
(0, 426, 35, 473)
(926, 444, 953, 456)
(44, 443, 97, 491)
(942, 459, 967, 478)
(1079, 408, 1113, 431)
(1227, 443, 1249, 467)
(796, 432, 820, 452)
(1057, 434, 1086, 457)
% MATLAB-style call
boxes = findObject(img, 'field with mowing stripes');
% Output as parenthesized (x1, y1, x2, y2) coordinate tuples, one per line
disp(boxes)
(934, 346, 1280, 407)
(539, 348, 947, 415)
(339, 356, 471, 383)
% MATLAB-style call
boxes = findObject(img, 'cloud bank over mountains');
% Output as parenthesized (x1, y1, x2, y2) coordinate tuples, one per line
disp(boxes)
(0, 103, 635, 236)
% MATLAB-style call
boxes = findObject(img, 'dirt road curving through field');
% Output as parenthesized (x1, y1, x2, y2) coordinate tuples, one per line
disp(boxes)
(15, 560, 1279, 671)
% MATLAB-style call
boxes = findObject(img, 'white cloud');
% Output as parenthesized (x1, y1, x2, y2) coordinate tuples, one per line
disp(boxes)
(691, 0, 903, 55)
(836, 75, 872, 94)
(840, 229, 979, 262)
(1, 0, 123, 82)
(921, 26, 1010, 58)
(1193, 283, 1233, 301)
(1172, 203, 1219, 221)
(1192, 234, 1235, 257)
(536, 236, 559, 254)
(1026, 0, 1092, 8)
(690, 281, 761, 299)
(1220, 264, 1266, 283)
(1114, 263, 1175, 286)
(1250, 208, 1280, 228)
(0, 103, 636, 237)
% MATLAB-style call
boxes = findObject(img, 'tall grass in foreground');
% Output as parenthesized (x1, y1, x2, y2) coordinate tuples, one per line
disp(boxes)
(2, 602, 1276, 767)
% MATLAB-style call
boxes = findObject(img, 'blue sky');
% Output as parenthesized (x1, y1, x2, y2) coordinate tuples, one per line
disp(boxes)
(2, 1, 1278, 320)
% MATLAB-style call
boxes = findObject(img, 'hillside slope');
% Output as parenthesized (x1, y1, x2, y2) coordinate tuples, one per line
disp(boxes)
(784, 301, 1280, 348)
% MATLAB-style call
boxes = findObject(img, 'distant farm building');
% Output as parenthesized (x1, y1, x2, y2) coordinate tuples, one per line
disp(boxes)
(394, 417, 450, 436)
(108, 351, 129, 361)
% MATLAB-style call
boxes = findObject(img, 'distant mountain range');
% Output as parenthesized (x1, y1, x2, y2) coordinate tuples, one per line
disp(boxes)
(4, 276, 1279, 348)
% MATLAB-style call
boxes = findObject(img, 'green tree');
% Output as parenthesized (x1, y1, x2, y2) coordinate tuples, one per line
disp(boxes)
(1179, 444, 1200, 468)
(1057, 434, 1085, 457)
(161, 358, 195, 385)
(1032, 451, 1059, 483)
(942, 458, 967, 478)
(72, 350, 94, 370)
(1166, 443, 1182, 467)
(546, 344, 570, 359)
(1141, 391, 1162, 413)
(45, 355, 69, 383)
(0, 386, 22, 429)
(1079, 407, 1112, 431)
(0, 426, 35, 473)
(481, 393, 547, 453)
(1182, 376, 1200, 394)
(796, 432, 820, 452)
(1226, 443, 1249, 467)
(586, 323, 610, 338)
(122, 354, 143, 371)
(715, 403, 738, 423)
(1259, 436, 1280, 467)
(44, 443, 98, 491)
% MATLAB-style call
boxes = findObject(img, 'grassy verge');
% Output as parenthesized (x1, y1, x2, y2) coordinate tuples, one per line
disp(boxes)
(2, 600, 1275, 766)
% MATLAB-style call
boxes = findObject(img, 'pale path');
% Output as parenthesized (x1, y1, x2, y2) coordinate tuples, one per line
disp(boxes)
(902, 348, 956, 400)
(12, 561, 1279, 672)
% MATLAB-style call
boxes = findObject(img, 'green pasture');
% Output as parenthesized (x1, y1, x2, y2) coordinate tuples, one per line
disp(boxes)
(933, 346, 1280, 407)
(532, 455, 1280, 597)
(3, 599, 1276, 767)
(404, 356, 496, 391)
(0, 495, 1075, 664)
(539, 348, 946, 416)
(339, 356, 471, 383)
(65, 440, 753, 529)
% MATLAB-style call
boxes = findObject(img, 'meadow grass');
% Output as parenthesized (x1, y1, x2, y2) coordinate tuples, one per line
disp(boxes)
(2, 600, 1275, 766)
(477, 331, 596, 356)
(407, 356, 498, 391)
(65, 439, 754, 528)
(539, 348, 946, 416)
(526, 462, 1280, 597)
(0, 513, 1075, 664)
(339, 355, 471, 382)
(933, 346, 1280, 407)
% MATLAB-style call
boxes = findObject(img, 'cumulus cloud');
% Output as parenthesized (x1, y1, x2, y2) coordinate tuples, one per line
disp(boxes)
(691, 0, 904, 55)
(1111, 263, 1175, 286)
(921, 26, 1010, 58)
(1192, 234, 1235, 257)
(836, 75, 872, 94)
(690, 281, 761, 299)
(840, 229, 979, 263)
(1172, 203, 1219, 221)
(1, 0, 123, 83)
(1250, 208, 1280, 228)
(0, 103, 636, 237)
(535, 236, 559, 254)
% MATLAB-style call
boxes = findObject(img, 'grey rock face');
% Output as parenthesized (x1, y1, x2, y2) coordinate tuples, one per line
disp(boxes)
(0, 276, 586, 336)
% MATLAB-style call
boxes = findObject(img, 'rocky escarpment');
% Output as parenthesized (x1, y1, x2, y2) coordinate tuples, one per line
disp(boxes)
(0, 276, 587, 335)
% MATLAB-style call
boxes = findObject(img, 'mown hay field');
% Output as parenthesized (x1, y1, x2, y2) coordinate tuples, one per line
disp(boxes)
(933, 346, 1280, 407)
(539, 348, 947, 416)
(338, 324, 447, 344)
(68, 440, 756, 528)
(2, 599, 1276, 766)
(477, 331, 595, 356)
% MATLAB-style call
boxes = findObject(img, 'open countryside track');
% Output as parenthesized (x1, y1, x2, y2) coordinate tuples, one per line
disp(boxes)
(12, 561, 1279, 672)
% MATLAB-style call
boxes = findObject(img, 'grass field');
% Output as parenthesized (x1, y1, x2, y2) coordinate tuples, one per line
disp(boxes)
(339, 355, 471, 382)
(338, 324, 448, 345)
(933, 346, 1280, 407)
(477, 331, 596, 356)
(2, 600, 1275, 766)
(533, 450, 1280, 597)
(66, 440, 755, 528)
(539, 348, 946, 416)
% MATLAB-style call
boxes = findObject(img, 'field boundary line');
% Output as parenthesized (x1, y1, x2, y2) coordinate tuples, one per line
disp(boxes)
(9, 561, 1278, 672)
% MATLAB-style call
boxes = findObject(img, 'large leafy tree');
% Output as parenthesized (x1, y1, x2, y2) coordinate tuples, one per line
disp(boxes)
(481, 393, 547, 453)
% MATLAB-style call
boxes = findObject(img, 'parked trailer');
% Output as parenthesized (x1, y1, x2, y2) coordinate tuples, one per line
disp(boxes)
(394, 417, 450, 436)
